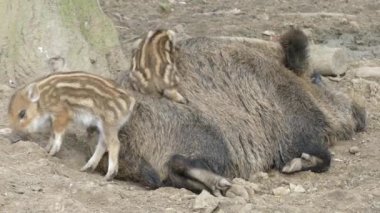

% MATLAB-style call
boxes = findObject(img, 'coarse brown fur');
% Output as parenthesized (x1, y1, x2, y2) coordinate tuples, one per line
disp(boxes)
(91, 31, 366, 194)
(280, 28, 310, 77)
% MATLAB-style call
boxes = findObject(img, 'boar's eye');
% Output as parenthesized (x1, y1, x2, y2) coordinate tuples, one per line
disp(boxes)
(18, 110, 26, 119)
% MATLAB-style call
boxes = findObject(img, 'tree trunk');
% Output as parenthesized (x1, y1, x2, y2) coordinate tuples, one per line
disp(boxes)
(0, 0, 129, 87)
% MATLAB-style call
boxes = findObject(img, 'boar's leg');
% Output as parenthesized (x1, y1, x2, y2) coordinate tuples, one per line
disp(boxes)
(282, 142, 331, 173)
(164, 171, 210, 193)
(167, 154, 231, 196)
(282, 153, 324, 173)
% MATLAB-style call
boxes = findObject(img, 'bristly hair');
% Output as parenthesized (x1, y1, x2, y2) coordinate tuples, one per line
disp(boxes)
(280, 28, 310, 76)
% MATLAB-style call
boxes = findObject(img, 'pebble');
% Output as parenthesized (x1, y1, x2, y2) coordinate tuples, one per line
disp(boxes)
(249, 172, 269, 182)
(294, 185, 306, 193)
(193, 190, 219, 212)
(226, 184, 249, 201)
(258, 13, 269, 20)
(15, 188, 25, 195)
(0, 128, 12, 135)
(262, 30, 275, 36)
(289, 183, 296, 191)
(31, 185, 43, 192)
(349, 21, 360, 31)
(272, 186, 290, 196)
(258, 172, 269, 179)
(165, 208, 176, 212)
(238, 204, 254, 213)
(8, 79, 17, 88)
(353, 67, 380, 78)
(349, 146, 360, 154)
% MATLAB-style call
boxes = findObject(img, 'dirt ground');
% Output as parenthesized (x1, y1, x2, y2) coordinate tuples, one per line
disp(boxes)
(0, 0, 380, 212)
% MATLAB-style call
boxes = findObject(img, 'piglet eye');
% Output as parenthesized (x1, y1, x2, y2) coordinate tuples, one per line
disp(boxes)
(18, 110, 26, 119)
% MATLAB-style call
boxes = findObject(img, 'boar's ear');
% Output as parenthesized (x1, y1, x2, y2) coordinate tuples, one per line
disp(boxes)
(27, 83, 40, 102)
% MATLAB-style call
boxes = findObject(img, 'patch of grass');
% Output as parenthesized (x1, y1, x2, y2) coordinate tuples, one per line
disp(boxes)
(159, 1, 173, 13)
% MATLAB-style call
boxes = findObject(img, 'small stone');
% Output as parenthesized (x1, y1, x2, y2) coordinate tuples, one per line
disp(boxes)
(165, 207, 176, 212)
(8, 79, 17, 88)
(249, 172, 269, 182)
(272, 186, 290, 196)
(289, 183, 305, 193)
(308, 187, 318, 193)
(15, 189, 25, 195)
(0, 128, 12, 135)
(355, 40, 364, 45)
(349, 21, 360, 31)
(226, 184, 249, 201)
(258, 172, 269, 179)
(294, 185, 306, 193)
(262, 30, 275, 36)
(258, 13, 269, 20)
(289, 183, 296, 191)
(239, 204, 254, 213)
(31, 185, 43, 192)
(340, 18, 348, 24)
(349, 146, 360, 154)
(193, 190, 219, 212)
(217, 196, 247, 212)
(353, 67, 380, 78)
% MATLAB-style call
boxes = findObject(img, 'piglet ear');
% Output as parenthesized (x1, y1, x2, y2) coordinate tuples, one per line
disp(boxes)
(27, 83, 40, 102)
(131, 38, 143, 49)
(167, 30, 176, 44)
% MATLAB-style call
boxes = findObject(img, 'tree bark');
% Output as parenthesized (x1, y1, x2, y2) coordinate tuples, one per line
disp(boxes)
(0, 0, 129, 87)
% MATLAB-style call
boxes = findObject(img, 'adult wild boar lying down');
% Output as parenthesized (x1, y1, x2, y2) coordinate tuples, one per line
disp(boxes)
(90, 29, 366, 195)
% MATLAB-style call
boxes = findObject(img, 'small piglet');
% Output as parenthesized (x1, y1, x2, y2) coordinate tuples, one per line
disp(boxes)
(8, 71, 135, 180)
(130, 29, 187, 104)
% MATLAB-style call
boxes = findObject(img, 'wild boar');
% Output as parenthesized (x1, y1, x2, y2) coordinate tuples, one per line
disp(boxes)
(91, 30, 366, 194)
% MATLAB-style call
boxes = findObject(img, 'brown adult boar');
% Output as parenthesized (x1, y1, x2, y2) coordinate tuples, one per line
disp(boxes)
(91, 30, 366, 195)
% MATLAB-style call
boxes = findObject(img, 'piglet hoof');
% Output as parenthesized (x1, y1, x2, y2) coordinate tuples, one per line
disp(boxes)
(48, 147, 59, 156)
(80, 165, 90, 172)
(104, 170, 118, 181)
(175, 94, 188, 104)
(44, 144, 52, 153)
(163, 89, 187, 104)
(178, 98, 188, 104)
(80, 163, 96, 173)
